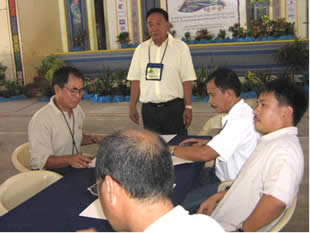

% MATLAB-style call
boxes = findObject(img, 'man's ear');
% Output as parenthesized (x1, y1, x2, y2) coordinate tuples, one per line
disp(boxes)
(282, 105, 294, 122)
(105, 175, 120, 205)
(54, 84, 60, 94)
(225, 88, 235, 98)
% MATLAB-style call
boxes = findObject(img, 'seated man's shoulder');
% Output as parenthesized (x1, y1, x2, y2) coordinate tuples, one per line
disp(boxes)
(188, 214, 225, 232)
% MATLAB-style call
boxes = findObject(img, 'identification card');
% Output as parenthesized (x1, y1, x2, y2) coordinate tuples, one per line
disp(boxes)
(145, 63, 163, 81)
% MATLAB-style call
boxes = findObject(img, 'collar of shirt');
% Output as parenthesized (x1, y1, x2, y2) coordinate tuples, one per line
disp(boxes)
(150, 33, 174, 48)
(260, 127, 298, 142)
(221, 99, 245, 125)
(49, 95, 78, 117)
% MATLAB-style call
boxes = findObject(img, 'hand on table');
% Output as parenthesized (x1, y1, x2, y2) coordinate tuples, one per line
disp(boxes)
(179, 138, 209, 147)
(69, 154, 92, 168)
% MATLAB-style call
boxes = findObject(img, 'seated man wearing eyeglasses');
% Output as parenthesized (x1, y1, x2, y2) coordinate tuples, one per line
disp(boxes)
(197, 79, 308, 231)
(28, 66, 104, 175)
(81, 129, 224, 232)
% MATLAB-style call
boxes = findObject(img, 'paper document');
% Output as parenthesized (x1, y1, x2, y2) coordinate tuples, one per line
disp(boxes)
(161, 134, 177, 143)
(172, 156, 193, 165)
(79, 198, 106, 220)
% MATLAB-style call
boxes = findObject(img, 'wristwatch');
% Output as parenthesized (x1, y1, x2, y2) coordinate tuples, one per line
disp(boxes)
(185, 105, 192, 109)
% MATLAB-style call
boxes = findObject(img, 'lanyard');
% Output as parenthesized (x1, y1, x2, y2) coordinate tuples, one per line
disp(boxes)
(54, 99, 79, 155)
(148, 36, 169, 64)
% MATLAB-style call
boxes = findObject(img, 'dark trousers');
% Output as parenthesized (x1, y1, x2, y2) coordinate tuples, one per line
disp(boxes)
(142, 98, 187, 135)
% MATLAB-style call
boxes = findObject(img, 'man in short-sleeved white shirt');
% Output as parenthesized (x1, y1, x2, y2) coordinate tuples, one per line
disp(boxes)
(173, 67, 259, 213)
(198, 79, 308, 231)
(127, 8, 196, 135)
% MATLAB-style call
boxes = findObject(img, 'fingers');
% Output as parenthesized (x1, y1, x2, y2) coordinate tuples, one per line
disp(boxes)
(71, 154, 92, 168)
(179, 138, 199, 146)
(130, 112, 139, 124)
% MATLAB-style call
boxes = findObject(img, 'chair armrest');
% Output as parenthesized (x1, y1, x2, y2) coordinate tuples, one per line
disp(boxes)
(217, 180, 233, 192)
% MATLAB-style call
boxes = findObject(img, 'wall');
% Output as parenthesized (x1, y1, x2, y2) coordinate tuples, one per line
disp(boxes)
(0, 0, 15, 80)
(16, 0, 63, 84)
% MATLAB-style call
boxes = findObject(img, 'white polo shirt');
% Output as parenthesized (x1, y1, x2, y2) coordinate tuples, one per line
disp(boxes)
(208, 99, 260, 181)
(28, 96, 85, 169)
(145, 205, 224, 232)
(211, 127, 304, 231)
(127, 33, 196, 103)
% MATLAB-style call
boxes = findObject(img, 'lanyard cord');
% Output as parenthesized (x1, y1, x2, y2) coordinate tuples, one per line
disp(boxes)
(54, 99, 80, 155)
(148, 36, 169, 64)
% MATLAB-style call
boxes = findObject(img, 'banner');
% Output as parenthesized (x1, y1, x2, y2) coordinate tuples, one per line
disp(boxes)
(116, 0, 128, 33)
(167, 0, 240, 39)
(287, 0, 296, 22)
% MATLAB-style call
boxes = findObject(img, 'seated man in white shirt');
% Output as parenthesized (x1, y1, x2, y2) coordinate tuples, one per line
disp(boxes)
(173, 67, 259, 213)
(198, 78, 308, 231)
(84, 129, 224, 232)
(28, 66, 104, 175)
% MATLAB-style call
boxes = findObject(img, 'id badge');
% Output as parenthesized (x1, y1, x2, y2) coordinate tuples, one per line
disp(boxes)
(145, 63, 163, 81)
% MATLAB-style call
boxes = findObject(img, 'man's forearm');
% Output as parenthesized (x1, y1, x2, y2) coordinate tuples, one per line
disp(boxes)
(183, 81, 192, 106)
(130, 81, 140, 107)
(241, 195, 286, 231)
(44, 155, 73, 169)
(174, 145, 218, 162)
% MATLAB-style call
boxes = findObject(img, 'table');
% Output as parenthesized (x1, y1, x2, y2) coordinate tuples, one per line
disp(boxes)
(0, 135, 209, 231)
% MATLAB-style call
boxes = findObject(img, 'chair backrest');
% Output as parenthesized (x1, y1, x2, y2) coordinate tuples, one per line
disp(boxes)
(0, 170, 62, 216)
(198, 113, 225, 136)
(11, 142, 31, 172)
(217, 181, 297, 232)
(268, 197, 297, 232)
(244, 98, 257, 110)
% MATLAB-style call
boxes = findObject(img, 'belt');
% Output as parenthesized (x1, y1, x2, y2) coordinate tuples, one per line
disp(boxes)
(145, 98, 183, 108)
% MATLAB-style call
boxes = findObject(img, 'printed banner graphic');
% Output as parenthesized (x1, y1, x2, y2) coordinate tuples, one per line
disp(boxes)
(167, 0, 239, 39)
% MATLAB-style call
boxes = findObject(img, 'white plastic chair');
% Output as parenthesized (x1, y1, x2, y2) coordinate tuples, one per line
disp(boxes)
(0, 170, 62, 216)
(11, 142, 31, 172)
(198, 113, 225, 137)
(217, 181, 298, 232)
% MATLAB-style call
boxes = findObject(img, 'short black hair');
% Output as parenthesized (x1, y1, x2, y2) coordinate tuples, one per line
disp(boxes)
(146, 8, 169, 21)
(52, 66, 84, 88)
(259, 78, 308, 126)
(96, 129, 174, 202)
(207, 67, 241, 97)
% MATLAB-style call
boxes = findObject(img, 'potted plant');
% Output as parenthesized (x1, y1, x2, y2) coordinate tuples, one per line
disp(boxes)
(274, 38, 309, 80)
(35, 55, 65, 98)
(217, 29, 227, 40)
(183, 32, 192, 42)
(117, 32, 130, 48)
(194, 28, 214, 41)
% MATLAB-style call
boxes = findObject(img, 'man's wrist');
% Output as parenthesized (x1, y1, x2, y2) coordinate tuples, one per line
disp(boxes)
(185, 105, 192, 110)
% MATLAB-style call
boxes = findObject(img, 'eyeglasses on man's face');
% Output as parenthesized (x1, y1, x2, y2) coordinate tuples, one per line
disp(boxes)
(64, 86, 84, 95)
(87, 180, 102, 196)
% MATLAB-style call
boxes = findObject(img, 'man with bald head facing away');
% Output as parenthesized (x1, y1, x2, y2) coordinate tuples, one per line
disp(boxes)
(86, 129, 224, 232)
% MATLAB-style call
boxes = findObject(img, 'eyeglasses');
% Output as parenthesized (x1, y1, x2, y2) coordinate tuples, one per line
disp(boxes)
(64, 86, 84, 95)
(87, 180, 102, 196)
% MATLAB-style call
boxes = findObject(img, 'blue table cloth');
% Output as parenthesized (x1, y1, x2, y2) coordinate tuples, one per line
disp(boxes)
(0, 135, 209, 231)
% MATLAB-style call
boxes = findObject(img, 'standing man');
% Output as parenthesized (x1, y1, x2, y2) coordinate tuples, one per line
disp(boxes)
(28, 66, 104, 175)
(198, 79, 308, 231)
(87, 129, 224, 232)
(173, 67, 259, 213)
(127, 8, 196, 135)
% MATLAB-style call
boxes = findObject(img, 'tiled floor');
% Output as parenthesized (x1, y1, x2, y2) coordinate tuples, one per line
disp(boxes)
(0, 98, 308, 231)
